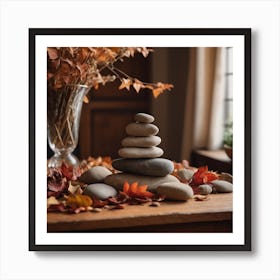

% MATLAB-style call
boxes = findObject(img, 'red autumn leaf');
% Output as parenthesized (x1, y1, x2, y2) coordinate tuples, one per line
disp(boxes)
(47, 168, 68, 197)
(190, 166, 218, 186)
(61, 163, 81, 181)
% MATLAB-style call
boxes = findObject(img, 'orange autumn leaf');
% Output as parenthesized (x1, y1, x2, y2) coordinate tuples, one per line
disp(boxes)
(152, 83, 173, 98)
(190, 166, 218, 186)
(119, 78, 132, 91)
(133, 79, 143, 93)
(123, 181, 130, 193)
(122, 181, 154, 199)
(83, 95, 89, 103)
(130, 182, 138, 193)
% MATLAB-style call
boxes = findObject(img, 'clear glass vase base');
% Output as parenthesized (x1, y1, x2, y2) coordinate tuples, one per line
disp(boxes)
(47, 153, 80, 169)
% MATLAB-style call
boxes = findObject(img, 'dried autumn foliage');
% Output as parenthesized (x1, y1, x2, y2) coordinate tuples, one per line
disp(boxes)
(80, 156, 115, 173)
(190, 166, 218, 187)
(122, 181, 154, 199)
(47, 168, 68, 198)
(66, 194, 93, 209)
(61, 163, 82, 180)
(47, 47, 173, 98)
(193, 194, 210, 201)
(47, 164, 82, 198)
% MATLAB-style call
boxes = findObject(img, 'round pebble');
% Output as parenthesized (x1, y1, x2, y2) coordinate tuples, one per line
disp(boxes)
(83, 183, 118, 200)
(112, 158, 174, 176)
(198, 184, 213, 195)
(156, 182, 194, 201)
(125, 123, 159, 137)
(121, 136, 161, 148)
(79, 166, 112, 184)
(177, 168, 195, 182)
(118, 147, 163, 158)
(104, 173, 179, 193)
(134, 113, 155, 123)
(212, 180, 233, 193)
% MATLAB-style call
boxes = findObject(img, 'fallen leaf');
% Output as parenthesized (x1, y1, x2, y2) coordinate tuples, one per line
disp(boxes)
(66, 194, 93, 209)
(47, 196, 60, 208)
(193, 194, 210, 201)
(110, 204, 125, 210)
(123, 181, 154, 199)
(190, 166, 218, 186)
(68, 181, 82, 195)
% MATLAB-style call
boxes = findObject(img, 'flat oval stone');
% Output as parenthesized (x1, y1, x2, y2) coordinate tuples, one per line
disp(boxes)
(118, 147, 163, 158)
(134, 113, 155, 123)
(79, 166, 112, 184)
(121, 136, 161, 148)
(112, 158, 174, 176)
(219, 173, 233, 183)
(83, 183, 117, 200)
(212, 180, 233, 193)
(177, 168, 195, 182)
(125, 123, 159, 136)
(104, 173, 179, 193)
(157, 182, 194, 201)
(198, 184, 213, 195)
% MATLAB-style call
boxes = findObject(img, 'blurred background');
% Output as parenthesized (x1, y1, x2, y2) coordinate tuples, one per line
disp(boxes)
(48, 47, 233, 173)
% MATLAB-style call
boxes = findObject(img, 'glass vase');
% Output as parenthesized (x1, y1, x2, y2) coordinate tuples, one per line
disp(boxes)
(47, 84, 90, 169)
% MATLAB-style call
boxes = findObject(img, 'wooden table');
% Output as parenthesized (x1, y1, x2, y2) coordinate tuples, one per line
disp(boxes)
(47, 193, 232, 233)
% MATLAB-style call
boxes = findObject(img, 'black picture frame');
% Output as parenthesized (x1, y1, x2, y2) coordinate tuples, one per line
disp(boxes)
(29, 28, 251, 251)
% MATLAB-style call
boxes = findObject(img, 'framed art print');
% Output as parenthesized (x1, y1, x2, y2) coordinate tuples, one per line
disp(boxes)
(29, 28, 251, 251)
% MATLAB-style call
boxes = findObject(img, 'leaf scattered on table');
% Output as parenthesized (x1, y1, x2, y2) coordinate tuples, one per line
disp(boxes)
(47, 196, 60, 208)
(190, 166, 218, 186)
(123, 181, 154, 199)
(149, 202, 161, 207)
(110, 204, 125, 210)
(68, 181, 82, 195)
(66, 194, 93, 209)
(193, 194, 210, 201)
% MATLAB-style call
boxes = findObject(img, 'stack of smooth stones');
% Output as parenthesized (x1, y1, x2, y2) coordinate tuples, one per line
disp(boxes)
(78, 112, 232, 202)
(104, 113, 194, 200)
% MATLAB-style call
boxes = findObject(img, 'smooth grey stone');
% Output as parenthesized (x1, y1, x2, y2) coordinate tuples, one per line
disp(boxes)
(121, 136, 161, 148)
(112, 158, 174, 176)
(83, 183, 117, 200)
(177, 168, 195, 182)
(125, 123, 159, 136)
(79, 166, 112, 184)
(198, 184, 213, 195)
(104, 173, 179, 193)
(157, 182, 194, 201)
(134, 113, 155, 123)
(118, 147, 163, 158)
(212, 180, 233, 193)
(219, 173, 233, 183)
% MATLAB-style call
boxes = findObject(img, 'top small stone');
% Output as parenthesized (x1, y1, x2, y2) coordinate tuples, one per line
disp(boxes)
(134, 113, 155, 123)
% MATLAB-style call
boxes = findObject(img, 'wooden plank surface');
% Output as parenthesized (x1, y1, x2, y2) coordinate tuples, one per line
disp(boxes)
(47, 193, 232, 232)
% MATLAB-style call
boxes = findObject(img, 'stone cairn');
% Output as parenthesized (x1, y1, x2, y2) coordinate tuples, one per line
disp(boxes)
(81, 113, 195, 201)
(112, 113, 174, 177)
(80, 113, 231, 201)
